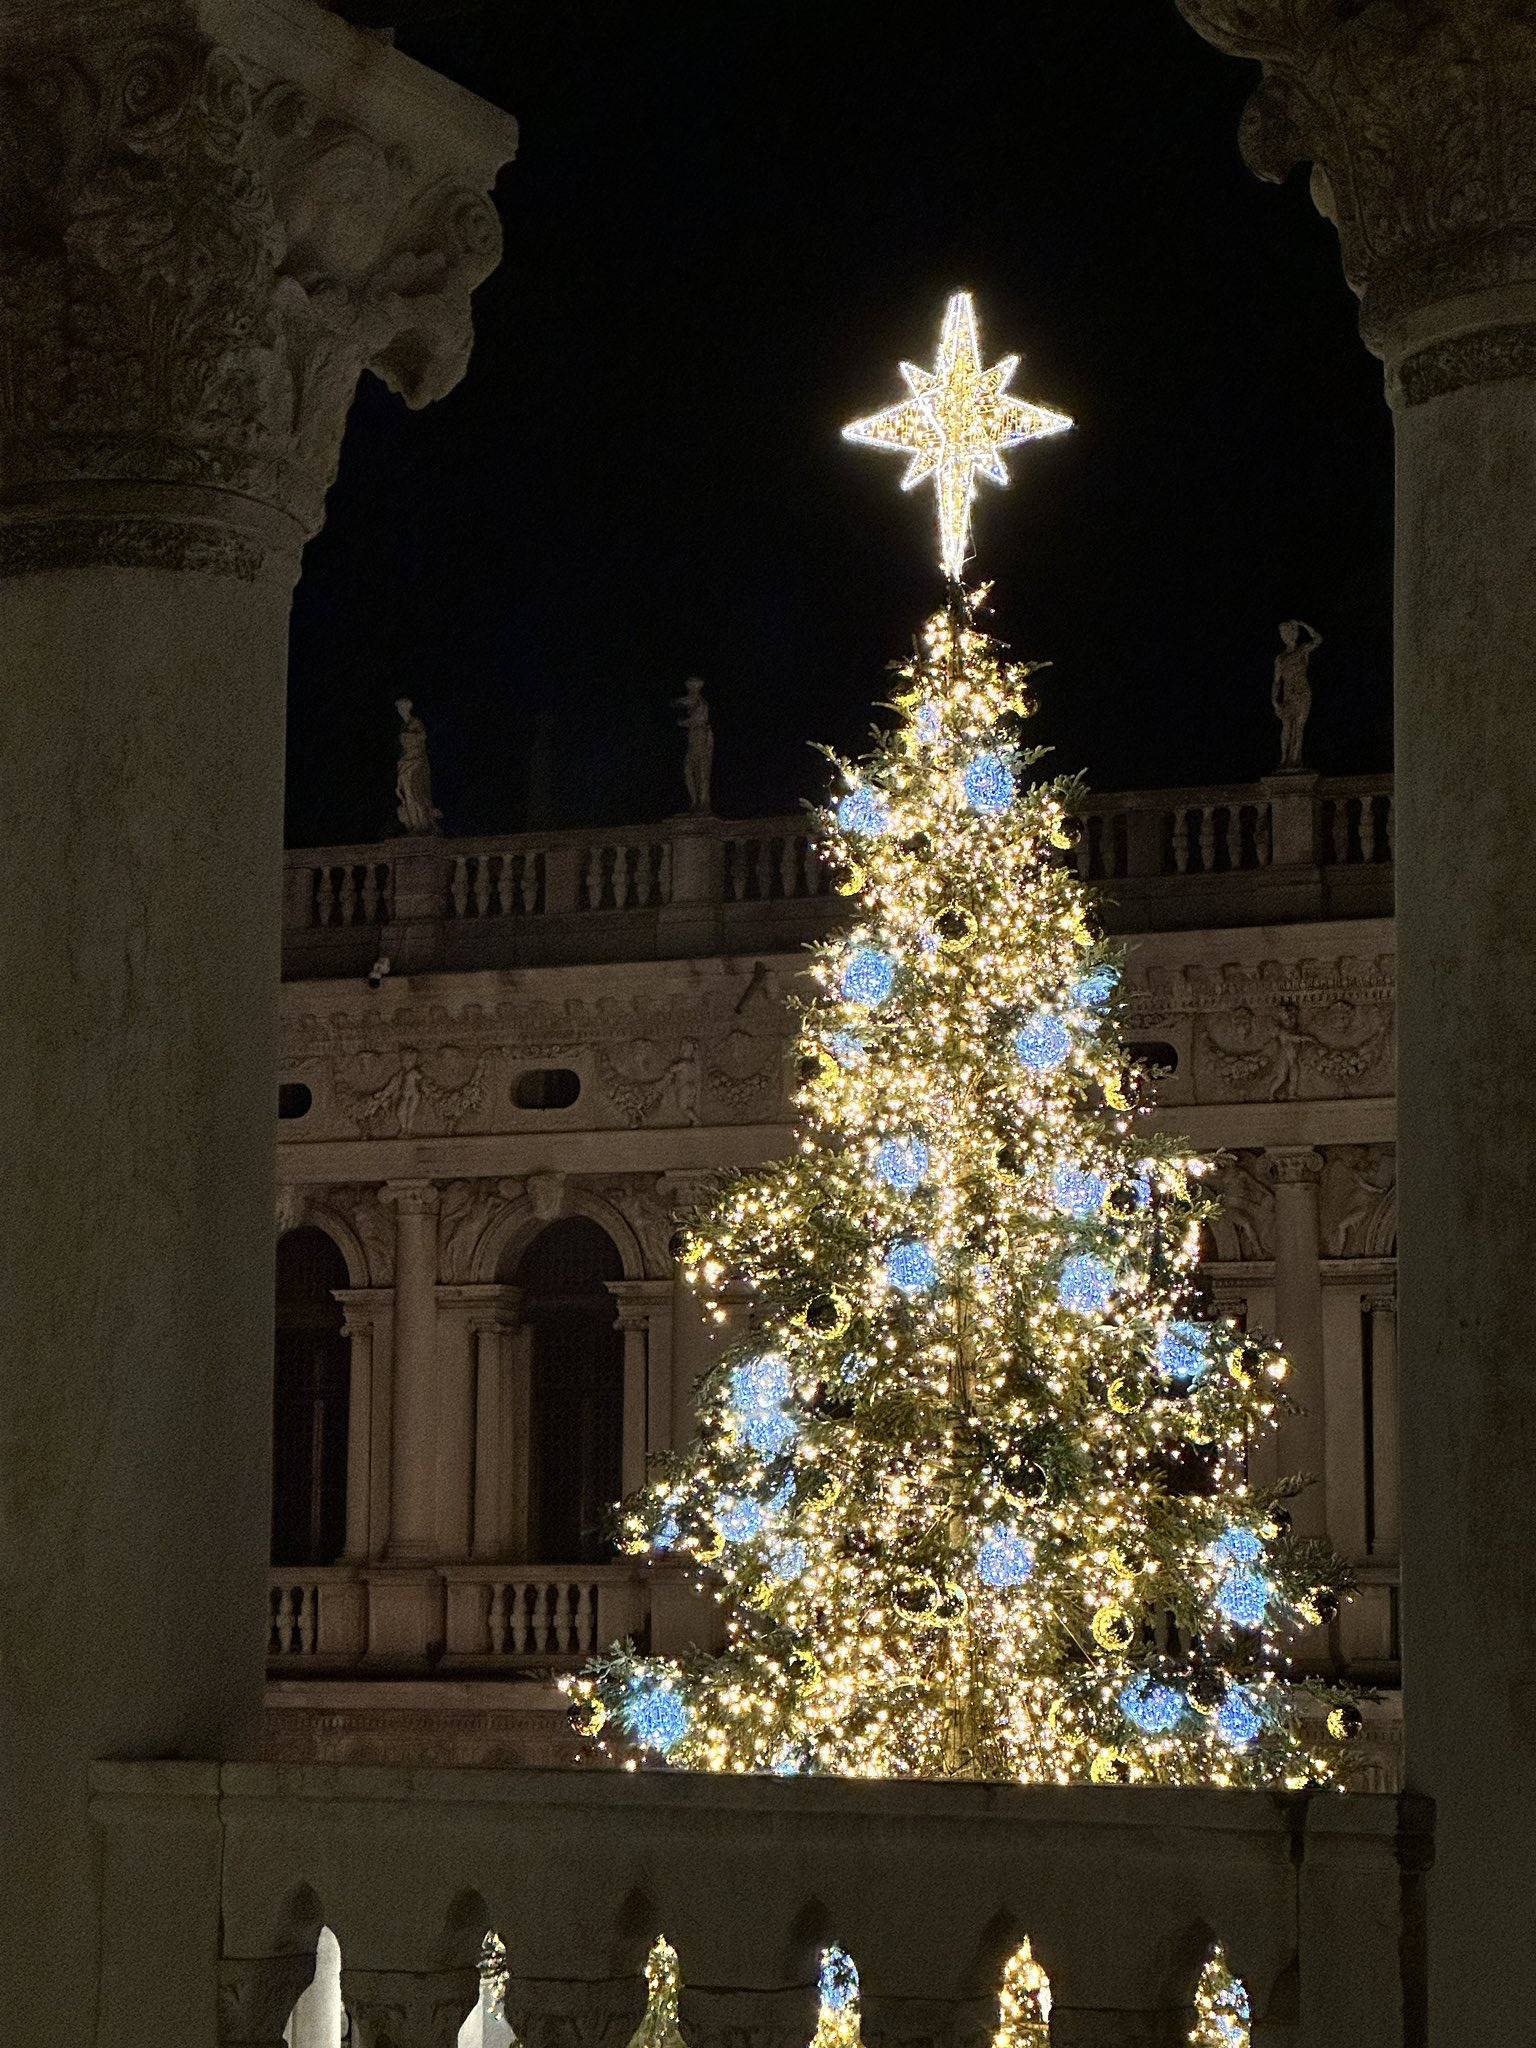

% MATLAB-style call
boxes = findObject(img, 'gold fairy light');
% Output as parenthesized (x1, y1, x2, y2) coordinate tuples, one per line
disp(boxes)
(843, 291, 1072, 578)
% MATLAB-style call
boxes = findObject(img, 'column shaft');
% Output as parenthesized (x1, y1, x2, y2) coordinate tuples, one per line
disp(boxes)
(342, 1313, 376, 1562)
(1368, 1294, 1400, 1560)
(387, 1183, 441, 1561)
(1265, 1151, 1327, 1536)
(1395, 364, 1536, 2024)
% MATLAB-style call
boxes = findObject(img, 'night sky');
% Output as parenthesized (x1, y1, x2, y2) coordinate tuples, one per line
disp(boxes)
(285, 3, 1394, 849)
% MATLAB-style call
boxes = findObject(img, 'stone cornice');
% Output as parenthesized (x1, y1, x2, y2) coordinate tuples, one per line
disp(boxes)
(0, 0, 515, 569)
(1177, 0, 1536, 377)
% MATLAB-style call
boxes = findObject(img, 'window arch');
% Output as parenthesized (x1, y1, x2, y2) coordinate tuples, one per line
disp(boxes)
(511, 1217, 625, 1564)
(272, 1226, 350, 1567)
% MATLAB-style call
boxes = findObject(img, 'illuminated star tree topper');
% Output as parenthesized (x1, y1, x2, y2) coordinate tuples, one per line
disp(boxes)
(842, 290, 1073, 580)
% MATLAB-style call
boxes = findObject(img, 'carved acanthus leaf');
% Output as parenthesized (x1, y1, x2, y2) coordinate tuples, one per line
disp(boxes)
(1176, 0, 1536, 362)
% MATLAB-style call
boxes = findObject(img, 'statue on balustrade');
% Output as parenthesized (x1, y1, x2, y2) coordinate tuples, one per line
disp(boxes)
(673, 676, 714, 813)
(1271, 620, 1322, 772)
(394, 697, 443, 834)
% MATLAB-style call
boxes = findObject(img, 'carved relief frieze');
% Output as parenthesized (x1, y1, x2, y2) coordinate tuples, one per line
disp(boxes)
(281, 974, 794, 1139)
(1126, 954, 1394, 1105)
(1204, 1150, 1275, 1261)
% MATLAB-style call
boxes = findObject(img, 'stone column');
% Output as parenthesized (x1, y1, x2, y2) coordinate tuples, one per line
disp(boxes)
(0, 6, 513, 2035)
(612, 1296, 652, 1498)
(383, 1180, 441, 1563)
(1175, 4, 1536, 2026)
(1368, 1291, 1401, 1562)
(1263, 1148, 1327, 1537)
(336, 1296, 378, 1563)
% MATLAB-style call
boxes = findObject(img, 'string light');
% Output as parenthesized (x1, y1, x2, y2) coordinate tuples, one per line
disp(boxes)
(1190, 1949, 1251, 2048)
(567, 415, 1352, 1786)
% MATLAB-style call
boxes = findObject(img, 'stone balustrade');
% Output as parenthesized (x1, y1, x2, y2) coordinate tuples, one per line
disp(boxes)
(267, 1563, 659, 1671)
(93, 1762, 1429, 2048)
(283, 773, 1392, 978)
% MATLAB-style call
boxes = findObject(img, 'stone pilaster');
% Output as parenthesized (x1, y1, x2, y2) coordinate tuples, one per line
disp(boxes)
(0, 10, 514, 2035)
(1176, 4, 1531, 2029)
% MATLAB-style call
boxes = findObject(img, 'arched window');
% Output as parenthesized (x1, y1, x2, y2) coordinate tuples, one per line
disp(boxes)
(272, 1226, 350, 1567)
(511, 1218, 625, 1564)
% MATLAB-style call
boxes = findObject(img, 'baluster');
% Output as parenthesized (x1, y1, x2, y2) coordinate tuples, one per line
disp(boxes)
(1170, 810, 1192, 875)
(296, 1585, 315, 1655)
(510, 1582, 531, 1654)
(532, 1583, 552, 1653)
(654, 841, 671, 904)
(450, 855, 470, 918)
(310, 869, 327, 928)
(1328, 800, 1348, 863)
(1361, 795, 1380, 862)
(344, 865, 363, 924)
(487, 853, 507, 915)
(767, 835, 788, 899)
(1198, 807, 1216, 872)
(574, 1582, 594, 1653)
(487, 1583, 507, 1654)
(1259, 804, 1274, 867)
(472, 855, 492, 917)
(361, 862, 380, 922)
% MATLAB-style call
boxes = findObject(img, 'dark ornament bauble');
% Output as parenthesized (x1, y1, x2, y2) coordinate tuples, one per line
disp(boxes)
(1328, 1703, 1364, 1742)
(936, 906, 978, 951)
(901, 831, 933, 860)
(997, 1142, 1023, 1175)
(1271, 1507, 1293, 1534)
(668, 1229, 690, 1260)
(1314, 1590, 1341, 1625)
(892, 1573, 939, 1617)
(1189, 1668, 1225, 1711)
(797, 1053, 824, 1084)
(814, 1385, 856, 1422)
(805, 1292, 843, 1332)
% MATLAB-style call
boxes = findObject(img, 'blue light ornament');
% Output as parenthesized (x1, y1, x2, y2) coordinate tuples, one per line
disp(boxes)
(653, 1512, 681, 1553)
(1119, 1674, 1186, 1735)
(1211, 1525, 1265, 1568)
(977, 1525, 1035, 1588)
(1156, 1320, 1211, 1384)
(1015, 1013, 1071, 1073)
(1215, 1688, 1263, 1747)
(769, 1537, 808, 1582)
(841, 947, 897, 1008)
(1058, 1253, 1116, 1315)
(1051, 1164, 1109, 1219)
(876, 1135, 931, 1193)
(886, 1238, 939, 1295)
(1072, 968, 1118, 1009)
(819, 1948, 860, 2014)
(718, 1495, 766, 1544)
(837, 786, 891, 838)
(625, 1679, 690, 1754)
(962, 750, 1016, 815)
(1215, 1569, 1271, 1629)
(828, 1029, 867, 1066)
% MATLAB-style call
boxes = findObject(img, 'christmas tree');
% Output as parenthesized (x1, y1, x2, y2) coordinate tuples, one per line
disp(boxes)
(569, 295, 1351, 1787)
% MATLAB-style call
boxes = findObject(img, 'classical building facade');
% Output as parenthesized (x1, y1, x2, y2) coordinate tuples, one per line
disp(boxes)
(267, 770, 1402, 1780)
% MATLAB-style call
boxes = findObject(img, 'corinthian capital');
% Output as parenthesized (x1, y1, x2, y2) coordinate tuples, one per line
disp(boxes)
(1178, 0, 1536, 384)
(0, 0, 516, 576)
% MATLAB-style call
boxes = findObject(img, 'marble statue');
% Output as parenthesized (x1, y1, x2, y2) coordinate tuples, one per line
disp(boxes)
(674, 676, 714, 814)
(1272, 620, 1322, 772)
(395, 697, 443, 834)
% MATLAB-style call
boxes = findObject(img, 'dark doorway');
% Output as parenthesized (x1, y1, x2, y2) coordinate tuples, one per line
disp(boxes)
(514, 1217, 624, 1563)
(272, 1226, 350, 1567)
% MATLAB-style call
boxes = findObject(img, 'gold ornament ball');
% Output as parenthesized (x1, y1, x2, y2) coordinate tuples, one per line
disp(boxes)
(1327, 1704, 1364, 1743)
(1091, 1603, 1136, 1653)
(1107, 1376, 1141, 1414)
(694, 1525, 724, 1563)
(1089, 1746, 1130, 1785)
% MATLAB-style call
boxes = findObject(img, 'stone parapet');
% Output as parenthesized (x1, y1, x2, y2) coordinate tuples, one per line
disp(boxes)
(91, 1760, 1431, 2048)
